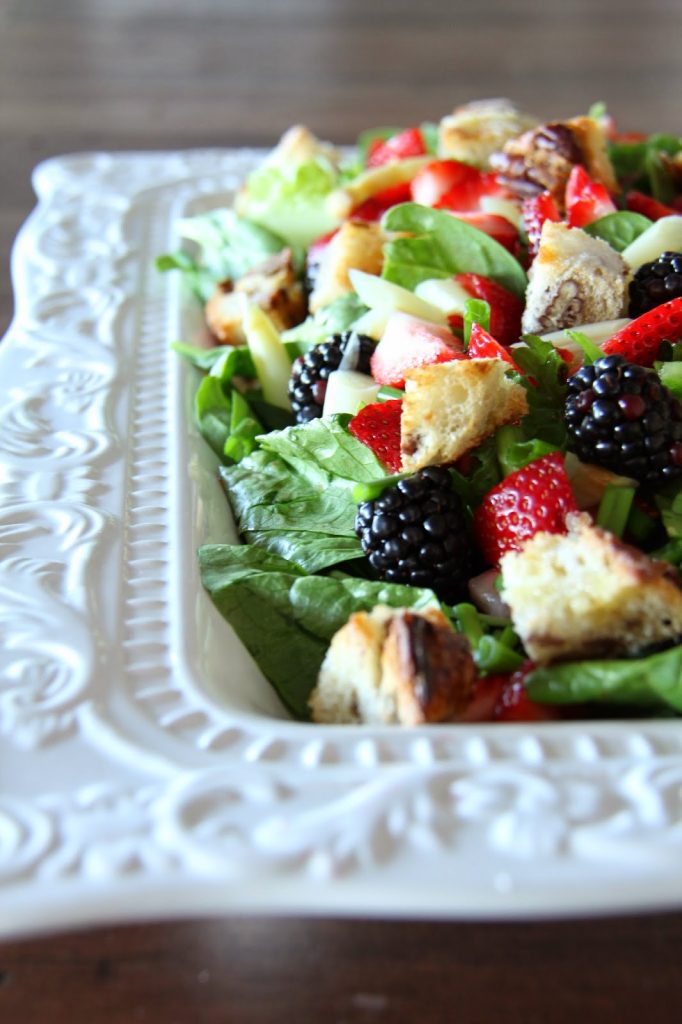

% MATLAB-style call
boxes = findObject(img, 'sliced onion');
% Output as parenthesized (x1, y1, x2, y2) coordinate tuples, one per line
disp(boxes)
(467, 569, 510, 619)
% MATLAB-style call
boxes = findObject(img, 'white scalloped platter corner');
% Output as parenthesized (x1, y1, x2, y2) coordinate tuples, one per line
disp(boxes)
(3, 150, 682, 939)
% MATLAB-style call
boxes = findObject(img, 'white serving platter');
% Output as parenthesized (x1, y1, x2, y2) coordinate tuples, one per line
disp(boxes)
(3, 150, 682, 938)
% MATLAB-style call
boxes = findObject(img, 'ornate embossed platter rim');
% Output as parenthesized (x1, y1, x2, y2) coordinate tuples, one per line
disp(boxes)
(2, 150, 682, 938)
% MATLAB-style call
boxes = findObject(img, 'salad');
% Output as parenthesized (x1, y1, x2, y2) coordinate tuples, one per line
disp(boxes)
(159, 97, 682, 725)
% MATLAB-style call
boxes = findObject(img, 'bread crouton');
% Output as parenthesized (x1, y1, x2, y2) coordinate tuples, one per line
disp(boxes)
(438, 98, 538, 168)
(500, 513, 682, 664)
(309, 605, 475, 725)
(521, 221, 627, 335)
(205, 248, 305, 344)
(489, 116, 617, 207)
(309, 220, 385, 312)
(400, 358, 528, 473)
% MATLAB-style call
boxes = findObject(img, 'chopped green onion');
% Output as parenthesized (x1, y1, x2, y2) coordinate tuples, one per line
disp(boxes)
(453, 602, 484, 643)
(597, 483, 636, 538)
(625, 501, 661, 546)
(657, 362, 682, 400)
(377, 385, 404, 402)
(475, 636, 525, 674)
(478, 613, 512, 629)
(463, 298, 491, 346)
(498, 624, 519, 649)
(352, 473, 407, 503)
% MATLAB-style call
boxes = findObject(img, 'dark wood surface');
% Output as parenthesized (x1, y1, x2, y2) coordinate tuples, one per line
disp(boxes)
(2, 1, 682, 1020)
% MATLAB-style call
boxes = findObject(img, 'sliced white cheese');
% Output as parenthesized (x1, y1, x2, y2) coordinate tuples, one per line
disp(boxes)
(349, 269, 448, 325)
(322, 370, 380, 417)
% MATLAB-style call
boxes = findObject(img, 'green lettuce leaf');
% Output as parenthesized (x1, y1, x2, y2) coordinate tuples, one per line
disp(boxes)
(381, 203, 527, 299)
(199, 544, 439, 718)
(513, 335, 569, 447)
(238, 158, 341, 247)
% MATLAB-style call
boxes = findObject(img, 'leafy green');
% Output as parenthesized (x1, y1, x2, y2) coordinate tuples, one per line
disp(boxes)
(513, 335, 569, 447)
(655, 481, 682, 539)
(564, 330, 603, 365)
(526, 645, 682, 713)
(219, 417, 388, 573)
(381, 203, 527, 298)
(495, 425, 559, 476)
(657, 361, 682, 400)
(194, 376, 265, 463)
(172, 341, 230, 372)
(449, 436, 502, 508)
(258, 414, 386, 487)
(609, 133, 682, 202)
(584, 211, 652, 252)
(157, 210, 290, 303)
(238, 158, 341, 247)
(199, 544, 439, 718)
(282, 293, 369, 349)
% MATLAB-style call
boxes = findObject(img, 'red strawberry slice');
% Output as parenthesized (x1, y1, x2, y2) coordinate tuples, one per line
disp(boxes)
(522, 190, 560, 259)
(351, 182, 413, 221)
(473, 452, 578, 566)
(625, 190, 677, 221)
(602, 296, 682, 366)
(466, 322, 524, 372)
(348, 399, 402, 472)
(411, 159, 503, 211)
(493, 664, 563, 722)
(455, 272, 524, 347)
(565, 165, 617, 228)
(367, 127, 426, 168)
(370, 311, 465, 389)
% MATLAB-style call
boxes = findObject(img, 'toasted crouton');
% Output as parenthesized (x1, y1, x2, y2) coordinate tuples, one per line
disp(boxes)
(566, 116, 620, 195)
(521, 221, 627, 335)
(438, 98, 538, 168)
(309, 605, 475, 725)
(400, 358, 528, 473)
(500, 513, 682, 664)
(309, 220, 385, 312)
(205, 248, 306, 344)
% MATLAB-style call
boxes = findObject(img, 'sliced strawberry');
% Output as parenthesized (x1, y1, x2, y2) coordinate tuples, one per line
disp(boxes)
(411, 160, 502, 211)
(473, 452, 578, 566)
(367, 127, 426, 168)
(370, 311, 465, 389)
(467, 322, 524, 372)
(565, 165, 617, 228)
(348, 399, 402, 472)
(351, 182, 413, 221)
(522, 190, 560, 259)
(493, 664, 563, 722)
(455, 272, 524, 347)
(454, 673, 510, 722)
(602, 296, 682, 366)
(625, 190, 677, 221)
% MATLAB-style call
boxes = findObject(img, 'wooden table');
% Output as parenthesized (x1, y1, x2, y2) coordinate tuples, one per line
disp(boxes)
(2, 2, 682, 1020)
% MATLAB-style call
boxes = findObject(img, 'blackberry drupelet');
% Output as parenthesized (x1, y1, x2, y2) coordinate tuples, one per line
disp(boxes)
(288, 332, 375, 423)
(629, 251, 682, 318)
(565, 354, 682, 485)
(355, 467, 473, 602)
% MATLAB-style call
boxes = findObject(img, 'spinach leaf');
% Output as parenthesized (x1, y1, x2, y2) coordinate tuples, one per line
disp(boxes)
(449, 436, 502, 508)
(526, 645, 682, 714)
(381, 203, 527, 299)
(219, 438, 365, 574)
(172, 341, 229, 372)
(495, 425, 559, 476)
(199, 544, 439, 718)
(282, 294, 369, 349)
(258, 415, 386, 486)
(655, 481, 682, 538)
(584, 211, 652, 252)
(195, 376, 233, 457)
(609, 133, 682, 202)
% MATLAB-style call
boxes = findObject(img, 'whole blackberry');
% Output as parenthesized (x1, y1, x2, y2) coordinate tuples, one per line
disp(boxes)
(629, 251, 682, 318)
(565, 354, 682, 485)
(288, 332, 375, 423)
(355, 467, 473, 602)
